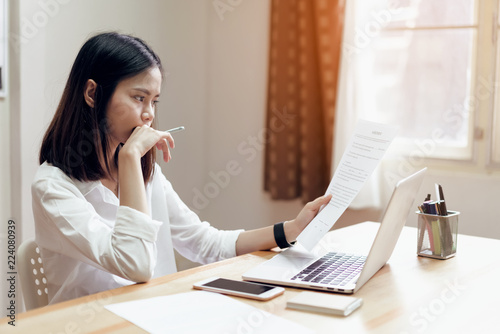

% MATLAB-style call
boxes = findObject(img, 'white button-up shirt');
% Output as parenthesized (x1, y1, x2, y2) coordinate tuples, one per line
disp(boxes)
(32, 162, 242, 304)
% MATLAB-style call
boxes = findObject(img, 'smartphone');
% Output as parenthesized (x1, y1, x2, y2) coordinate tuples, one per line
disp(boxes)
(193, 277, 285, 301)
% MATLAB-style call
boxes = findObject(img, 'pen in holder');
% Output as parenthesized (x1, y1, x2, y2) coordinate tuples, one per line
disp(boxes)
(416, 211, 459, 259)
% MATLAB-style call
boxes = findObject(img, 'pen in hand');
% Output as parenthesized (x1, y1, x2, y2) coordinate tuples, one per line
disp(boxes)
(157, 127, 184, 161)
(165, 126, 185, 134)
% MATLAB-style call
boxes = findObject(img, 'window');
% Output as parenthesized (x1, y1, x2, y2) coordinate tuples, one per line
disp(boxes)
(342, 0, 500, 168)
(492, 1, 500, 165)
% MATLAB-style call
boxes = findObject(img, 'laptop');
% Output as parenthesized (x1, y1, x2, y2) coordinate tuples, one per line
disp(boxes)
(242, 168, 426, 294)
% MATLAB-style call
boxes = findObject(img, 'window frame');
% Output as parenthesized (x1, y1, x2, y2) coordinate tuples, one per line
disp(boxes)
(488, 0, 500, 168)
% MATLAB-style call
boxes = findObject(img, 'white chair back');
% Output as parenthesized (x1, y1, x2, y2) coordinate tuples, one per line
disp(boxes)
(18, 239, 49, 310)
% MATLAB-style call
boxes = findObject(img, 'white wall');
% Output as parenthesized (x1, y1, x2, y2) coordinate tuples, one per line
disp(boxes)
(1, 0, 18, 316)
(200, 0, 304, 230)
(0, 89, 10, 235)
(0, 68, 11, 322)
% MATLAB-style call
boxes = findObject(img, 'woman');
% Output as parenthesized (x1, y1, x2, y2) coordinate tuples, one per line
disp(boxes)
(32, 32, 331, 304)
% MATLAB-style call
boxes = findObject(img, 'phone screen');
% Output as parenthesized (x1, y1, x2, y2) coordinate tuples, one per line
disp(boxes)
(203, 278, 275, 295)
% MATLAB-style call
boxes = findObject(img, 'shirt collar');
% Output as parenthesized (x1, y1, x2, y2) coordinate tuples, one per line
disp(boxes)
(72, 178, 102, 197)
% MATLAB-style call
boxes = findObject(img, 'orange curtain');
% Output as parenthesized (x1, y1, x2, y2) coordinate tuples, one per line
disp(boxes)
(264, 0, 346, 202)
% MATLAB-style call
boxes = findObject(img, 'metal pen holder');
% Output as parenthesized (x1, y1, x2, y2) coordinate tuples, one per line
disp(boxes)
(416, 211, 459, 259)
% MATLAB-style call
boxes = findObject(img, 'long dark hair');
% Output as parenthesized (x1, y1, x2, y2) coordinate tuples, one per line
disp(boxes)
(39, 32, 162, 183)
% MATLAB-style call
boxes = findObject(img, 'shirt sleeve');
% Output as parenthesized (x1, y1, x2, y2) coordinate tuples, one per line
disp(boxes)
(159, 174, 243, 265)
(32, 174, 163, 283)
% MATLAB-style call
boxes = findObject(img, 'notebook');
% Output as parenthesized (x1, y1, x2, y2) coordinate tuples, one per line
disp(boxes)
(242, 168, 426, 294)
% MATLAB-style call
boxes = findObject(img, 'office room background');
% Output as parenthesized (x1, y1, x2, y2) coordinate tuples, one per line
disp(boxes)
(1, 0, 500, 312)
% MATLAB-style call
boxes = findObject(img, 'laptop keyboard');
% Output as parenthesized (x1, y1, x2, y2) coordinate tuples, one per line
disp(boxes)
(290, 252, 366, 287)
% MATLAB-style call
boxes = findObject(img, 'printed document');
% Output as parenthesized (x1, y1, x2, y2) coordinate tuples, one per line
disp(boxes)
(105, 291, 313, 334)
(297, 120, 398, 250)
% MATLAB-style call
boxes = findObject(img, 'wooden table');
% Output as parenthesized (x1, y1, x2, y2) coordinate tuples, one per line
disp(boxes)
(2, 222, 500, 333)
